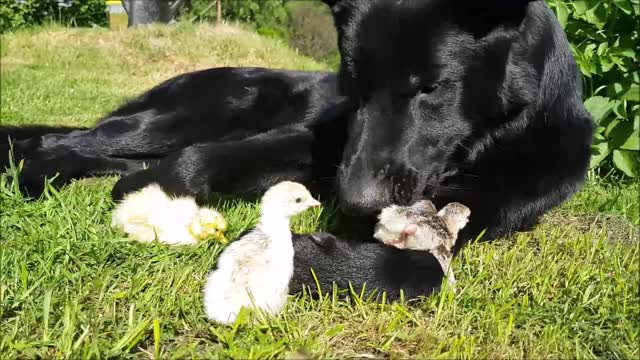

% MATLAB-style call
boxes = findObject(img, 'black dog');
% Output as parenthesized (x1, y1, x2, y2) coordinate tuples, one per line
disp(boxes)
(0, 69, 347, 202)
(1, 0, 593, 296)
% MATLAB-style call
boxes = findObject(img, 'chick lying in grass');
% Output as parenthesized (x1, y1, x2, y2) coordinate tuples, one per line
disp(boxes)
(203, 181, 320, 325)
(374, 200, 471, 288)
(111, 184, 228, 245)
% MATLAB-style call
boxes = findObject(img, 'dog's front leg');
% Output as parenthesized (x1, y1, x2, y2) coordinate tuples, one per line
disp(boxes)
(111, 125, 317, 203)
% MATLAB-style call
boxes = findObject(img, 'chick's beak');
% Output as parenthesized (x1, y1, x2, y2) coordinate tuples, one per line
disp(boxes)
(307, 198, 321, 207)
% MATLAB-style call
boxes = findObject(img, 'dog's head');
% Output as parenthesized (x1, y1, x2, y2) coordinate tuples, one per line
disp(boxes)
(323, 0, 539, 214)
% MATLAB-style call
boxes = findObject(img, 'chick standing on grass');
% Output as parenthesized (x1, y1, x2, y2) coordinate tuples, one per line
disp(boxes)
(111, 183, 228, 245)
(203, 181, 320, 325)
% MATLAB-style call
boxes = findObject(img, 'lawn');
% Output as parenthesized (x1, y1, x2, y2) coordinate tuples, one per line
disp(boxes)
(1, 24, 638, 359)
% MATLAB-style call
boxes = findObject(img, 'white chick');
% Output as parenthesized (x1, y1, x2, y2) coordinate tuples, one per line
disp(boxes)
(111, 183, 228, 245)
(203, 181, 320, 325)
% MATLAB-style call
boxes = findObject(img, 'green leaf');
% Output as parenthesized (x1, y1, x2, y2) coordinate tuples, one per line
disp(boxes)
(590, 141, 610, 168)
(605, 118, 621, 136)
(613, 0, 634, 14)
(608, 82, 637, 99)
(577, 59, 593, 77)
(612, 149, 639, 177)
(573, 0, 588, 14)
(622, 84, 639, 102)
(594, 85, 608, 95)
(596, 42, 608, 56)
(611, 100, 627, 119)
(584, 43, 597, 59)
(584, 96, 613, 123)
(608, 120, 635, 148)
(585, 3, 607, 29)
(617, 48, 636, 59)
(620, 129, 639, 150)
(610, 56, 628, 72)
(555, 0, 569, 29)
(600, 57, 614, 72)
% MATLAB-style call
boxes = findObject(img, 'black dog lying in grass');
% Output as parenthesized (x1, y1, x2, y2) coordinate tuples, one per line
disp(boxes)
(0, 0, 593, 297)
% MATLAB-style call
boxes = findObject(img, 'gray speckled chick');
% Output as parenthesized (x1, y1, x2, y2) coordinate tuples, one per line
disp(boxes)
(374, 200, 471, 289)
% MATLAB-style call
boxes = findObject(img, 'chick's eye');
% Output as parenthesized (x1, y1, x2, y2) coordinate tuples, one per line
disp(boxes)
(295, 197, 302, 203)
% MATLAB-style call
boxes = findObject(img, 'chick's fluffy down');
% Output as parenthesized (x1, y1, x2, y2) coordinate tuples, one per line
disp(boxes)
(111, 184, 223, 245)
(203, 230, 292, 324)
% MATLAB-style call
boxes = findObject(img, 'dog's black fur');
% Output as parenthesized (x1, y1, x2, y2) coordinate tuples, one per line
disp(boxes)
(291, 232, 445, 300)
(327, 0, 594, 245)
(1, 0, 593, 297)
(0, 69, 347, 200)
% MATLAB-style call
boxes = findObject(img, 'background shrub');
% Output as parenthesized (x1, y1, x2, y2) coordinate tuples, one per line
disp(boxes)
(548, 0, 639, 179)
(285, 1, 338, 67)
(179, 0, 339, 66)
(0, 0, 107, 32)
(180, 0, 291, 40)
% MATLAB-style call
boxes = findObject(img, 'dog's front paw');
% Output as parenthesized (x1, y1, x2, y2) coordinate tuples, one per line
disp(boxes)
(9, 156, 75, 199)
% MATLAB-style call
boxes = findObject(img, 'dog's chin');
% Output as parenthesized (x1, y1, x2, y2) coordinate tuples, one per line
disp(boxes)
(422, 172, 456, 199)
(422, 186, 437, 200)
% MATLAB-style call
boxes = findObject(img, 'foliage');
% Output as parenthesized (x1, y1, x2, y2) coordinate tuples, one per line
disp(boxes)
(285, 1, 339, 68)
(0, 0, 107, 32)
(180, 0, 291, 40)
(548, 0, 640, 179)
(179, 0, 339, 67)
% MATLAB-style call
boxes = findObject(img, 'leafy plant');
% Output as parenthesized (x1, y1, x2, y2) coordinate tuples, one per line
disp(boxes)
(180, 0, 291, 39)
(0, 0, 107, 32)
(180, 0, 339, 66)
(548, 0, 639, 178)
(286, 1, 338, 66)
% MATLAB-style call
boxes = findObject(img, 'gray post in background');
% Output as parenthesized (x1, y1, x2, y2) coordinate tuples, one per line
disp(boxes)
(122, 0, 185, 27)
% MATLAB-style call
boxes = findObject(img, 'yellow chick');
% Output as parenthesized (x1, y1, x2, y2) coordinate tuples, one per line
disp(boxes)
(111, 184, 228, 245)
(188, 208, 229, 244)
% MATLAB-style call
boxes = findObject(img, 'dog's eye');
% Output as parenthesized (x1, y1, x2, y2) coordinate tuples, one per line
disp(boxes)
(398, 83, 439, 99)
(419, 83, 439, 94)
(295, 197, 302, 203)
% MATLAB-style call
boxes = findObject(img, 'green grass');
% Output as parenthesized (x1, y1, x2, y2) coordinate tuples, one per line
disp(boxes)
(1, 24, 639, 359)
